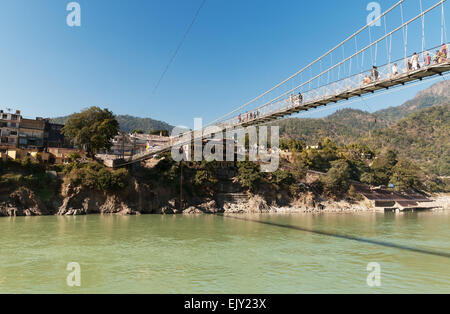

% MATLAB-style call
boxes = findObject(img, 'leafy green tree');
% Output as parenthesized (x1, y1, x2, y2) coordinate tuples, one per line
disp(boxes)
(271, 170, 294, 186)
(280, 138, 304, 152)
(237, 161, 262, 193)
(360, 171, 378, 186)
(193, 161, 219, 193)
(390, 160, 423, 191)
(320, 159, 352, 196)
(370, 150, 398, 185)
(62, 107, 119, 155)
(292, 157, 308, 181)
(299, 149, 329, 172)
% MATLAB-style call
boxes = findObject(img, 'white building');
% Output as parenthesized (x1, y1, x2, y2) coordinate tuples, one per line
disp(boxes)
(0, 109, 21, 148)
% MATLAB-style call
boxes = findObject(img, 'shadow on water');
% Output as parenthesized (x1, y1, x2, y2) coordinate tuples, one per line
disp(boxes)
(216, 213, 450, 259)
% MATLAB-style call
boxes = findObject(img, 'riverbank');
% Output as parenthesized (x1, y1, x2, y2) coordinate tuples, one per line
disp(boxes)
(0, 155, 448, 217)
(1, 182, 448, 217)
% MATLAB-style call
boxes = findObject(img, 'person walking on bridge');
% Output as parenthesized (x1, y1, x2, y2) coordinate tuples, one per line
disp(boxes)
(441, 44, 448, 61)
(424, 52, 431, 66)
(411, 53, 420, 70)
(392, 63, 399, 75)
(406, 57, 413, 71)
(433, 50, 441, 64)
(371, 66, 379, 81)
(442, 43, 448, 55)
(289, 94, 294, 107)
(297, 92, 303, 105)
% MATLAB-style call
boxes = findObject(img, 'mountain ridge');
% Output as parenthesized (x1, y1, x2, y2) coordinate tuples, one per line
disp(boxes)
(52, 114, 174, 134)
(276, 80, 450, 144)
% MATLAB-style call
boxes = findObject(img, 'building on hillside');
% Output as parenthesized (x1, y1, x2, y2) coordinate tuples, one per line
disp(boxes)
(43, 120, 70, 148)
(107, 133, 171, 156)
(0, 148, 51, 163)
(47, 147, 84, 164)
(0, 108, 75, 154)
(135, 133, 171, 150)
(18, 118, 46, 149)
(0, 109, 21, 148)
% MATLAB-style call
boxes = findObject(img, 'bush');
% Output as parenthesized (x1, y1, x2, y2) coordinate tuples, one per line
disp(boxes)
(348, 185, 364, 201)
(66, 162, 129, 192)
(237, 161, 262, 193)
(271, 170, 294, 187)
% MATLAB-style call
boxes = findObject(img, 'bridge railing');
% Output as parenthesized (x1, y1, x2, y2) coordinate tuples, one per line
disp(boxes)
(219, 43, 448, 126)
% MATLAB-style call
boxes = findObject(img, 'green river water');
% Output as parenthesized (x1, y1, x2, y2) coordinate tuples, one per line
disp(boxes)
(0, 211, 449, 294)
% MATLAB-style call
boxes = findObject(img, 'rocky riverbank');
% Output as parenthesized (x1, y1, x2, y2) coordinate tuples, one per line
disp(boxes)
(1, 154, 448, 217)
(1, 183, 447, 217)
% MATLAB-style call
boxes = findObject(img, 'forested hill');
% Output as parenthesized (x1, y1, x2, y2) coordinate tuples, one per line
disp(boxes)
(52, 114, 174, 133)
(374, 80, 450, 121)
(362, 103, 450, 177)
(115, 115, 174, 133)
(275, 109, 387, 145)
(276, 80, 450, 145)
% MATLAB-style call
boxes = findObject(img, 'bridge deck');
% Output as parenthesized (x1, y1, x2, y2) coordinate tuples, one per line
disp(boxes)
(104, 60, 450, 167)
(238, 61, 450, 127)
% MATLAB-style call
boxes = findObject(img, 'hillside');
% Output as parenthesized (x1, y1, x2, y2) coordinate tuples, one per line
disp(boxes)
(52, 114, 174, 133)
(276, 109, 388, 145)
(362, 103, 450, 177)
(374, 81, 450, 121)
(276, 80, 450, 144)
(115, 115, 174, 133)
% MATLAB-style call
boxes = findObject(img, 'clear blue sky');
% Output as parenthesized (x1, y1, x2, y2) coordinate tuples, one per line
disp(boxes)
(0, 0, 448, 128)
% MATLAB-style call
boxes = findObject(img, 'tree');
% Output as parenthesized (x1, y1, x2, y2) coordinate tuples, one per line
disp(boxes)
(299, 149, 329, 172)
(320, 159, 352, 196)
(237, 161, 262, 193)
(280, 138, 304, 152)
(369, 150, 398, 185)
(292, 157, 308, 181)
(390, 160, 424, 191)
(62, 107, 119, 155)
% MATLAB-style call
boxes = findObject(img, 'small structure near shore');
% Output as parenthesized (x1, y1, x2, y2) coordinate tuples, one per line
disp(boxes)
(351, 183, 435, 212)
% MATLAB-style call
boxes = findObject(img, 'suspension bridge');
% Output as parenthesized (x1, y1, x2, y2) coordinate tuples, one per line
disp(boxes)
(99, 0, 450, 168)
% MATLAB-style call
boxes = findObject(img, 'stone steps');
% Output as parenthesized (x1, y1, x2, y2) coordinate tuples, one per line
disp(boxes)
(216, 193, 249, 205)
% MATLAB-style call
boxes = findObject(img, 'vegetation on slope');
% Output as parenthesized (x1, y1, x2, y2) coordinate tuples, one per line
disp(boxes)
(276, 108, 386, 145)
(52, 114, 174, 134)
(276, 81, 450, 146)
(362, 103, 450, 177)
(0, 159, 57, 201)
(375, 80, 450, 121)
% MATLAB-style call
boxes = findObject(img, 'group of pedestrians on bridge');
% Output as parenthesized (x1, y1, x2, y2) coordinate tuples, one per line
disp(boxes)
(236, 90, 304, 125)
(288, 92, 303, 107)
(238, 110, 261, 124)
(233, 43, 448, 128)
(363, 43, 449, 85)
(404, 43, 448, 72)
(363, 66, 379, 84)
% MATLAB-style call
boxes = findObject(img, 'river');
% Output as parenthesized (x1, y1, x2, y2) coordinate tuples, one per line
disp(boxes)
(0, 211, 449, 294)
